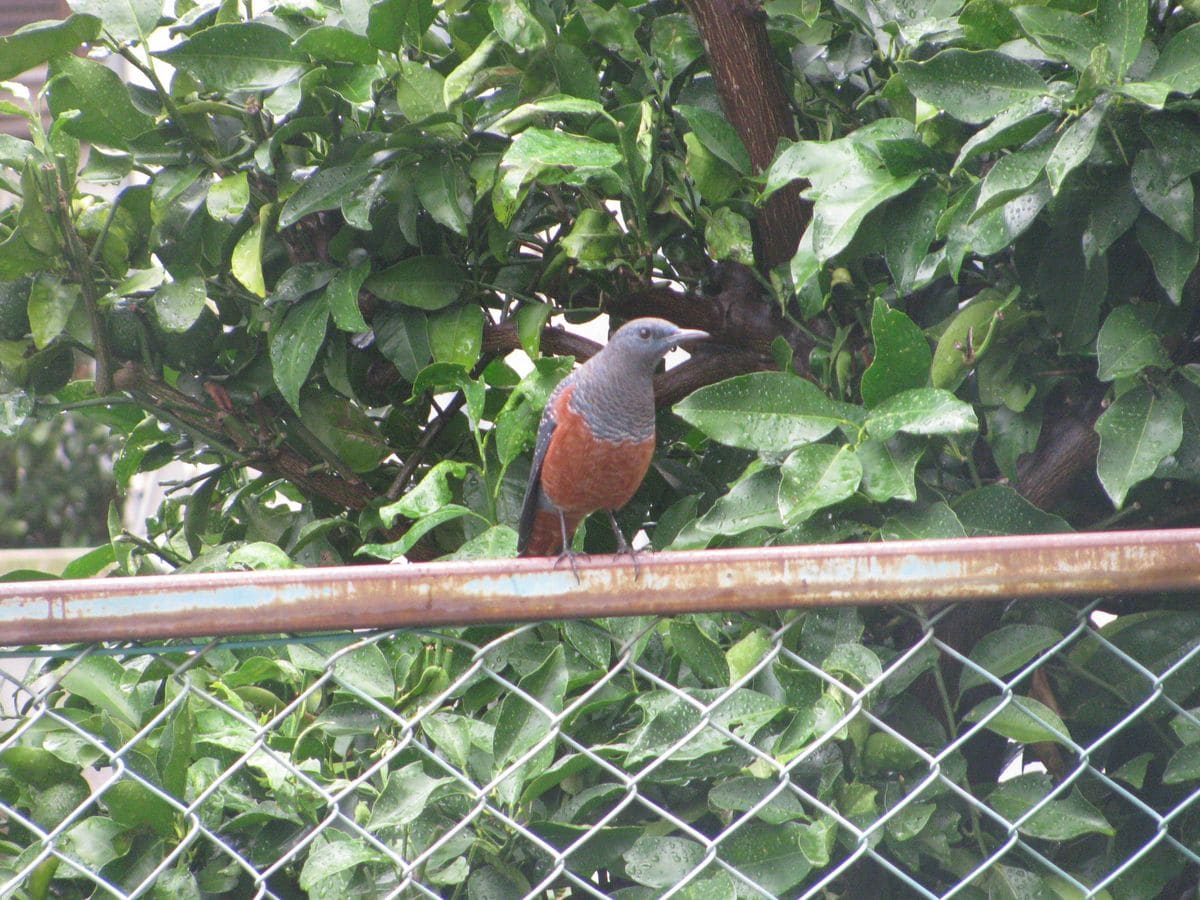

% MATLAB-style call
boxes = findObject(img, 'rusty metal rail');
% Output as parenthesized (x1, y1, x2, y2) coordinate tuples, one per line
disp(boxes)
(2, 528, 1198, 645)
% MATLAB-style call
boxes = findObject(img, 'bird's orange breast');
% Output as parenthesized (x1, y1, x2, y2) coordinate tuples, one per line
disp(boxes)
(539, 386, 656, 516)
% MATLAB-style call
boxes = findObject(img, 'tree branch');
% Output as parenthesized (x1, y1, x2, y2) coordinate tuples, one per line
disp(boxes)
(684, 0, 809, 269)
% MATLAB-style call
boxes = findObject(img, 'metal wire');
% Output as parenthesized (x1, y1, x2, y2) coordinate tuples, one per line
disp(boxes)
(4, 594, 1200, 896)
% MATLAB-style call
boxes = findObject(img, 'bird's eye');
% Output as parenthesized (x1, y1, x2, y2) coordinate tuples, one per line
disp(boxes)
(638, 327, 652, 340)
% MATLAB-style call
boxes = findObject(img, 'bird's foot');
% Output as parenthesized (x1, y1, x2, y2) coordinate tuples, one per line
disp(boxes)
(606, 510, 642, 579)
(552, 547, 583, 583)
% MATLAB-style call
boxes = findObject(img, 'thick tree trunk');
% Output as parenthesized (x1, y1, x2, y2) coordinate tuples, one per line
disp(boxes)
(685, 0, 808, 270)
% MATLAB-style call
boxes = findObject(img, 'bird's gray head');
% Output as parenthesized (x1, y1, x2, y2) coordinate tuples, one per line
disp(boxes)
(601, 317, 709, 374)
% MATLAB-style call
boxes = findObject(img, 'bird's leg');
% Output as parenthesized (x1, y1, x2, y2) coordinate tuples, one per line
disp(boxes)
(552, 508, 581, 583)
(606, 510, 640, 579)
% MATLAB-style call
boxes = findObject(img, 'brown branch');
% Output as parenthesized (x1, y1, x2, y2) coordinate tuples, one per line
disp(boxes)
(1015, 385, 1105, 510)
(607, 262, 815, 358)
(684, 0, 809, 269)
(482, 322, 603, 362)
(112, 363, 376, 512)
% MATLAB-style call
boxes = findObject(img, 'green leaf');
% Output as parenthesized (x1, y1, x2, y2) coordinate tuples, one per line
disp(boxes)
(375, 307, 430, 382)
(1045, 102, 1106, 194)
(0, 14, 100, 82)
(155, 23, 306, 92)
(669, 620, 729, 687)
(880, 502, 967, 540)
(624, 837, 705, 889)
(988, 773, 1114, 839)
(514, 301, 553, 359)
(952, 95, 1059, 171)
(298, 830, 386, 892)
(231, 205, 270, 298)
(972, 143, 1052, 221)
(443, 33, 500, 106)
(383, 459, 474, 521)
(292, 25, 378, 64)
(206, 171, 249, 221)
(47, 54, 154, 149)
(561, 208, 624, 266)
(1096, 304, 1171, 382)
(577, 0, 642, 58)
(359, 505, 478, 560)
(494, 127, 622, 224)
(959, 624, 1064, 694)
(368, 761, 460, 829)
(864, 387, 978, 441)
(675, 104, 751, 174)
(493, 644, 567, 773)
(1097, 0, 1146, 80)
(490, 95, 609, 136)
(1011, 6, 1099, 70)
(366, 0, 436, 52)
(856, 435, 923, 502)
(899, 49, 1046, 124)
(709, 776, 806, 825)
(1084, 173, 1140, 261)
(270, 296, 329, 413)
(105, 781, 176, 837)
(778, 444, 862, 525)
(697, 467, 785, 536)
(415, 161, 473, 236)
(333, 643, 395, 700)
(674, 372, 849, 452)
(651, 14, 705, 81)
(427, 303, 483, 368)
(325, 262, 370, 333)
(490, 0, 547, 50)
(366, 256, 466, 310)
(1163, 743, 1200, 784)
(1039, 228, 1107, 351)
(27, 273, 78, 350)
(705, 207, 754, 264)
(61, 817, 126, 870)
(151, 276, 207, 332)
(861, 298, 931, 406)
(884, 181, 946, 294)
(279, 159, 375, 229)
(1136, 213, 1199, 305)
(301, 389, 388, 473)
(965, 695, 1071, 745)
(60, 656, 141, 727)
(1150, 23, 1200, 95)
(1095, 384, 1184, 508)
(20, 173, 67, 261)
(717, 823, 813, 895)
(951, 484, 1071, 537)
(1132, 149, 1194, 242)
(70, 0, 161, 44)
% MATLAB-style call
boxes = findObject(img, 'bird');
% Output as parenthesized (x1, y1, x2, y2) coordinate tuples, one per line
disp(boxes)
(517, 317, 709, 574)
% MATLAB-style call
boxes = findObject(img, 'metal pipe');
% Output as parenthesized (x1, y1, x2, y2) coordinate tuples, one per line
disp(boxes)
(2, 529, 1199, 646)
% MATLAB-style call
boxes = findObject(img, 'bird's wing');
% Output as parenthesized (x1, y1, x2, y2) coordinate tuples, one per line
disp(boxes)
(517, 380, 568, 553)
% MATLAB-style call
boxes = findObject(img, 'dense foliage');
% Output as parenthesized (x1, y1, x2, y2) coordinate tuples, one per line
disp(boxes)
(4, 0, 1200, 894)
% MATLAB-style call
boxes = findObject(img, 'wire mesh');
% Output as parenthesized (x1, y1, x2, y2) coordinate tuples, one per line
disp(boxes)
(2, 594, 1200, 897)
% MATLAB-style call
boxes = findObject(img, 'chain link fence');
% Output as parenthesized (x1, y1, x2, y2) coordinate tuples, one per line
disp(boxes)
(2, 592, 1199, 897)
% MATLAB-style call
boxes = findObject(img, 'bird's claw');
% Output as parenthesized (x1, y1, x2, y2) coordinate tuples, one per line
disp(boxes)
(552, 547, 583, 583)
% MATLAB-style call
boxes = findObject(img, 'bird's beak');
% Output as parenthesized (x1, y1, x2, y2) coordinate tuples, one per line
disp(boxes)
(670, 328, 709, 349)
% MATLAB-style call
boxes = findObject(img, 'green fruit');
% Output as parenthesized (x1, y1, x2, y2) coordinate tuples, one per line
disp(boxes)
(106, 305, 146, 361)
(24, 343, 75, 394)
(0, 278, 32, 341)
(152, 306, 221, 370)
